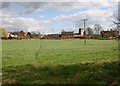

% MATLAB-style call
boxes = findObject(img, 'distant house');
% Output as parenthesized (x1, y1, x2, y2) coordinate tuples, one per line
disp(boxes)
(18, 30, 26, 39)
(18, 30, 25, 39)
(100, 29, 119, 39)
(9, 32, 18, 38)
(61, 31, 74, 39)
(9, 30, 26, 39)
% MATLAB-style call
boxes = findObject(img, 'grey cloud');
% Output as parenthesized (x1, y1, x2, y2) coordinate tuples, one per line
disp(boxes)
(2, 2, 11, 8)
(2, 2, 114, 14)
(18, 2, 48, 14)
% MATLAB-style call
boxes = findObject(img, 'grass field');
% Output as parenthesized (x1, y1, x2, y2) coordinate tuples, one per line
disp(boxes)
(2, 39, 119, 84)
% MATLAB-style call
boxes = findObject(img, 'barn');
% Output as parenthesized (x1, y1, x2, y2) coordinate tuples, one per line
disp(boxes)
(61, 31, 74, 39)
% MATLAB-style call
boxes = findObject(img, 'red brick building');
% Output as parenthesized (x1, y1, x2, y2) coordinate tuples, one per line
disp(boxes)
(18, 30, 26, 39)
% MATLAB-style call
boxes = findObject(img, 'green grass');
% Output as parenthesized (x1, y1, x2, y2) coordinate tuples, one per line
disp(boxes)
(2, 39, 119, 84)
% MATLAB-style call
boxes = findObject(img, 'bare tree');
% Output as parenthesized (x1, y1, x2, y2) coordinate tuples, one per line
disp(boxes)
(94, 24, 102, 35)
(86, 27, 94, 35)
(113, 1, 120, 37)
(0, 27, 8, 38)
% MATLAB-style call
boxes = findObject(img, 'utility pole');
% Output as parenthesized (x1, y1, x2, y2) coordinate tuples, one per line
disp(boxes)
(81, 18, 88, 45)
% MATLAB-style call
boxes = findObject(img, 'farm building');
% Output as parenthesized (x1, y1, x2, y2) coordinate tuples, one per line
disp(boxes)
(61, 31, 74, 39)
(44, 34, 60, 39)
(74, 33, 81, 38)
(74, 28, 86, 38)
(79, 28, 86, 36)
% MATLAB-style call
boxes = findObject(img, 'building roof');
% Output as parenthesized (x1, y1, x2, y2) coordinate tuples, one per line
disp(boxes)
(9, 32, 18, 35)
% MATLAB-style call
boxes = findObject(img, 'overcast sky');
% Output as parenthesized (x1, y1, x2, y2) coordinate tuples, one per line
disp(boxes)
(1, 0, 119, 34)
